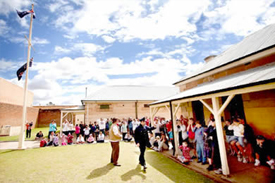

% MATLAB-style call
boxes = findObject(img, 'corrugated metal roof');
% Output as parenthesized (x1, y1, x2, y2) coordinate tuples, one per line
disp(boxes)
(61, 106, 85, 111)
(82, 85, 179, 101)
(152, 62, 275, 105)
(174, 23, 275, 84)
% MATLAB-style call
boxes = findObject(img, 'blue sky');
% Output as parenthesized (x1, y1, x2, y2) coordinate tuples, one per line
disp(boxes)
(0, 0, 275, 105)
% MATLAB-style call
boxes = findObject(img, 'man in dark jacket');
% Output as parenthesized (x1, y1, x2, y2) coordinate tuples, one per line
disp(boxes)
(134, 117, 155, 170)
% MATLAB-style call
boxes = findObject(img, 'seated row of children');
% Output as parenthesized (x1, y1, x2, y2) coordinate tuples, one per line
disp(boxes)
(150, 132, 169, 152)
(40, 131, 106, 147)
(224, 117, 275, 170)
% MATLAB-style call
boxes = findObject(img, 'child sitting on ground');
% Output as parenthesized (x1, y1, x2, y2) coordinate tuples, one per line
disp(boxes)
(87, 134, 94, 144)
(76, 134, 85, 144)
(124, 131, 132, 142)
(178, 141, 191, 164)
(66, 133, 74, 145)
(61, 133, 67, 146)
(53, 133, 59, 147)
(40, 138, 47, 147)
(97, 131, 105, 143)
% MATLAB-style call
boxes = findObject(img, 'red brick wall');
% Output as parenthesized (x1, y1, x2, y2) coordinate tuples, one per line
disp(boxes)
(37, 109, 61, 127)
(0, 102, 39, 127)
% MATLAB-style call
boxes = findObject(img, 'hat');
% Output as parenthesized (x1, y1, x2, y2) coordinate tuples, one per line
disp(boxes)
(140, 117, 145, 122)
(256, 135, 265, 140)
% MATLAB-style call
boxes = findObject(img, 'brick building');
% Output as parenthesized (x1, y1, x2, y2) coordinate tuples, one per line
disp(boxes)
(81, 85, 179, 123)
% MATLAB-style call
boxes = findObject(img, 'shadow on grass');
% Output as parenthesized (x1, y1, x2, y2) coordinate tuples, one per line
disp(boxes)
(121, 165, 146, 181)
(145, 149, 213, 183)
(86, 163, 114, 180)
(0, 149, 16, 154)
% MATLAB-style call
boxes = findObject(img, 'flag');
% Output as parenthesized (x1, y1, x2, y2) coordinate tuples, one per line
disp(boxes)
(16, 9, 36, 19)
(16, 58, 33, 81)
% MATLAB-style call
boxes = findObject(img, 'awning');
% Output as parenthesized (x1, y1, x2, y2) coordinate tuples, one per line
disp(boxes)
(152, 62, 275, 105)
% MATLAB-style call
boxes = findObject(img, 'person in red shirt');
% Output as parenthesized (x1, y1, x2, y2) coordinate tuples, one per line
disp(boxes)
(25, 122, 31, 138)
(40, 138, 47, 147)
(66, 133, 74, 145)
(178, 141, 191, 164)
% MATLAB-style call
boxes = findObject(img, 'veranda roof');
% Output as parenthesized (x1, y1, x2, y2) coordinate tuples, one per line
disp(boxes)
(152, 62, 275, 105)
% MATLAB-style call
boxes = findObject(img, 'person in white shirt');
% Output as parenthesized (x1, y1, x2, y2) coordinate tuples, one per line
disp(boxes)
(97, 131, 105, 143)
(121, 121, 128, 140)
(132, 119, 140, 133)
(99, 118, 106, 134)
(154, 119, 161, 138)
(68, 121, 74, 135)
(125, 131, 132, 142)
(228, 118, 245, 162)
(76, 134, 85, 144)
(109, 118, 122, 166)
(62, 119, 69, 135)
(83, 126, 90, 141)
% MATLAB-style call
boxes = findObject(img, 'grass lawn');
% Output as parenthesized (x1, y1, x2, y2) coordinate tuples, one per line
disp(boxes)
(0, 142, 214, 183)
(0, 127, 49, 142)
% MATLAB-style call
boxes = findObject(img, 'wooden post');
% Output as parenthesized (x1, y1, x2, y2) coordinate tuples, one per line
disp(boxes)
(212, 97, 230, 175)
(171, 102, 180, 155)
(18, 4, 34, 149)
(60, 111, 63, 136)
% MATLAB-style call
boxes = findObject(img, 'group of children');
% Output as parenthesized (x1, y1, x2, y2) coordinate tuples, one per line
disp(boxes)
(175, 116, 275, 173)
(176, 118, 222, 173)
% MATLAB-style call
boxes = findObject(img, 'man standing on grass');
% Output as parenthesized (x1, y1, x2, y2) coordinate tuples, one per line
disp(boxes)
(134, 117, 155, 170)
(109, 118, 122, 166)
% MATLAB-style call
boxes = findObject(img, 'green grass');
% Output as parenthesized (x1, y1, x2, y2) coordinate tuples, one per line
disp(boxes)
(0, 142, 214, 183)
(0, 127, 49, 142)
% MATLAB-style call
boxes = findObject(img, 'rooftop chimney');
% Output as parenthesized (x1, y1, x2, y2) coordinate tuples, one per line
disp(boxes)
(204, 55, 217, 63)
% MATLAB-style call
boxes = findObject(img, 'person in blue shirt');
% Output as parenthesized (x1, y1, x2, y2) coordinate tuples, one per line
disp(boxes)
(48, 120, 57, 138)
(192, 120, 206, 164)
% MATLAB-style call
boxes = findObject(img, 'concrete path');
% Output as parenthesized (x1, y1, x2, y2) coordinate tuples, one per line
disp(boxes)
(0, 141, 40, 150)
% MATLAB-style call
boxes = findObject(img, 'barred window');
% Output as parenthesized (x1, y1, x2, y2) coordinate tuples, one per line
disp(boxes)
(100, 105, 110, 109)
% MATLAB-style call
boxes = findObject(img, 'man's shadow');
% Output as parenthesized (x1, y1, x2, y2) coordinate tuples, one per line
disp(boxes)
(86, 163, 114, 180)
(121, 165, 146, 181)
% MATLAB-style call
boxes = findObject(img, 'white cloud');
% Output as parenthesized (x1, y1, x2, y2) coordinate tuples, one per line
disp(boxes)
(32, 37, 50, 45)
(0, 19, 9, 36)
(48, 0, 69, 13)
(8, 36, 49, 45)
(102, 35, 116, 43)
(0, 59, 18, 72)
(74, 43, 105, 57)
(204, 0, 275, 37)
(54, 46, 71, 54)
(52, 0, 211, 42)
(0, 0, 31, 16)
(11, 51, 203, 105)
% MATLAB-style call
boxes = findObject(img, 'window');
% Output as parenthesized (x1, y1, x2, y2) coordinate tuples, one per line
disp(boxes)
(100, 104, 110, 109)
(144, 104, 149, 108)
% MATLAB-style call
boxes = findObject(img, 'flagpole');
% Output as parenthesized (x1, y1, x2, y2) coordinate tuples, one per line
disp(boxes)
(18, 4, 34, 149)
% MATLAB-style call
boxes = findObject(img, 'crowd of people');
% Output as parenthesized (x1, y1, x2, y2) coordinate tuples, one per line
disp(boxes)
(39, 115, 275, 173)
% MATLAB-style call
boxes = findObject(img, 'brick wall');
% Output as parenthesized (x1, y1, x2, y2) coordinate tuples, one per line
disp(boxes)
(37, 109, 61, 127)
(85, 101, 174, 122)
(0, 102, 39, 127)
